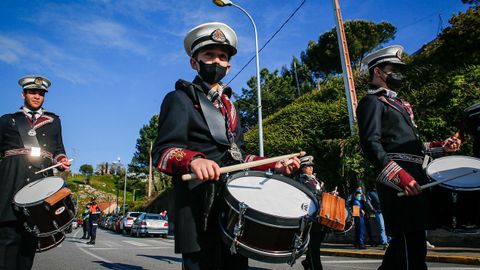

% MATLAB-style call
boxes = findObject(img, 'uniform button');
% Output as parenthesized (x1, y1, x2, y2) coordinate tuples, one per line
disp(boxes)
(28, 166, 32, 169)
(43, 144, 47, 147)
(26, 178, 30, 182)
(42, 133, 46, 136)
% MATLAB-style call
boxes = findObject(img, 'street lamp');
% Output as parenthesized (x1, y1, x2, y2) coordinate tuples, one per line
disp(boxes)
(213, 0, 265, 156)
(113, 157, 121, 215)
(122, 166, 128, 217)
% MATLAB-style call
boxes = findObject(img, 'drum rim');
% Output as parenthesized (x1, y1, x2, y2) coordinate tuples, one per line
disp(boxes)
(36, 231, 65, 252)
(14, 176, 65, 206)
(224, 171, 318, 227)
(219, 219, 309, 263)
(427, 155, 480, 190)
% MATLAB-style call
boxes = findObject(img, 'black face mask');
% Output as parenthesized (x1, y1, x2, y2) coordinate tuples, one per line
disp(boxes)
(381, 70, 404, 90)
(197, 60, 227, 84)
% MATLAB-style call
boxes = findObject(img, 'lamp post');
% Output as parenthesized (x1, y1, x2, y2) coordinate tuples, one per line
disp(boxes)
(213, 0, 264, 156)
(113, 157, 121, 215)
(122, 166, 128, 217)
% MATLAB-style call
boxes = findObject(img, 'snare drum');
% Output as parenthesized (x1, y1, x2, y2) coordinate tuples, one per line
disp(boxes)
(14, 176, 76, 237)
(219, 171, 318, 264)
(427, 156, 480, 231)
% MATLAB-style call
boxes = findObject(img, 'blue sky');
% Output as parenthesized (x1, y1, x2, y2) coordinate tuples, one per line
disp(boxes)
(0, 0, 468, 172)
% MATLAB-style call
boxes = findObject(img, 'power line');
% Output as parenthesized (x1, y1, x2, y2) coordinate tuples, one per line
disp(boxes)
(227, 0, 307, 85)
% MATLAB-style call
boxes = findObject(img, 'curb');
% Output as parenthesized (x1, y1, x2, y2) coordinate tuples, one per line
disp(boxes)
(320, 249, 480, 266)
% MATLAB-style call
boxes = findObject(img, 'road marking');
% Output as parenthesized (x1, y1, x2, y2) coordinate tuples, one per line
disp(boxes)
(323, 259, 382, 264)
(122, 240, 151, 247)
(89, 246, 171, 250)
(73, 228, 113, 264)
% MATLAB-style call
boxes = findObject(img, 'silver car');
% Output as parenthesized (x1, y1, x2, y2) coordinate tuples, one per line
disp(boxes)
(130, 213, 169, 238)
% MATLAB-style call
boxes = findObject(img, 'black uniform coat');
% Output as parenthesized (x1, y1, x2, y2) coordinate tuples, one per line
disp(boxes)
(356, 89, 431, 236)
(0, 110, 67, 223)
(153, 77, 265, 254)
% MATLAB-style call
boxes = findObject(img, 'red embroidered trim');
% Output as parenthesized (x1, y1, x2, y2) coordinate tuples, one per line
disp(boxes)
(4, 148, 53, 160)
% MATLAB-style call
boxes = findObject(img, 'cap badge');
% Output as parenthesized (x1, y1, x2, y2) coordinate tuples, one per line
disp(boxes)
(34, 77, 43, 86)
(211, 29, 226, 43)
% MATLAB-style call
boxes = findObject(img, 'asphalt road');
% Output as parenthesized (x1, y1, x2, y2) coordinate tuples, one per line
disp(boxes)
(32, 228, 479, 270)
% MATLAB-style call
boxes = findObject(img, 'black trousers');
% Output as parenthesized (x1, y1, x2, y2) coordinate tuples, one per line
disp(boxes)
(82, 220, 90, 238)
(182, 242, 248, 270)
(0, 222, 37, 270)
(89, 220, 98, 241)
(304, 222, 327, 270)
(378, 230, 427, 270)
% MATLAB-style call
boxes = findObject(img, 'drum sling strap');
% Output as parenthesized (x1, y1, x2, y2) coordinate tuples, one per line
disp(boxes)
(13, 113, 44, 168)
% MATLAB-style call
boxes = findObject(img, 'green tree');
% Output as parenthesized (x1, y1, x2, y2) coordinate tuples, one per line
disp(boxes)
(131, 115, 159, 172)
(234, 68, 298, 130)
(301, 20, 396, 78)
(79, 164, 93, 185)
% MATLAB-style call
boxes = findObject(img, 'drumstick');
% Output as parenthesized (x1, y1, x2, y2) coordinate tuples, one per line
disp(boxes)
(397, 169, 478, 197)
(35, 159, 74, 174)
(181, 151, 306, 181)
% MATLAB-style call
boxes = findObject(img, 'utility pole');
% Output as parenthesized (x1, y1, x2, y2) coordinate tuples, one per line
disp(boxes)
(332, 0, 358, 135)
(148, 141, 153, 198)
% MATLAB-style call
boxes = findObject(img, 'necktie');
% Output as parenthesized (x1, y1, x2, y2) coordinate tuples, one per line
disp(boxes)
(29, 111, 37, 123)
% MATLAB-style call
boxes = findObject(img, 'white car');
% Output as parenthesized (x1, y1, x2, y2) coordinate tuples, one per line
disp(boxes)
(131, 213, 169, 238)
(121, 212, 143, 234)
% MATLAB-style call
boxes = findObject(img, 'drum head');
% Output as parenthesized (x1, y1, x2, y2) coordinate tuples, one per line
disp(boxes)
(14, 177, 65, 205)
(226, 172, 316, 220)
(427, 156, 480, 190)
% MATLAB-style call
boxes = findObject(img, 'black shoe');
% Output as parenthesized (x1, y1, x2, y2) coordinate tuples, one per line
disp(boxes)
(359, 245, 367, 249)
(90, 241, 95, 245)
(86, 241, 91, 244)
(301, 260, 311, 270)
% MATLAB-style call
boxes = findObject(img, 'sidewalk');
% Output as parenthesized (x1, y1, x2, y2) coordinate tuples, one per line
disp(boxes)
(321, 243, 480, 265)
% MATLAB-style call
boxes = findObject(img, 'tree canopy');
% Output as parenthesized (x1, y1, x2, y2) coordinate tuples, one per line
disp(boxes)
(301, 20, 396, 78)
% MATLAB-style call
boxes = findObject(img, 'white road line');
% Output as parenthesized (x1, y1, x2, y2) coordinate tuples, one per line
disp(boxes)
(323, 259, 382, 264)
(122, 240, 151, 247)
(89, 246, 171, 250)
(102, 241, 113, 247)
(73, 228, 113, 264)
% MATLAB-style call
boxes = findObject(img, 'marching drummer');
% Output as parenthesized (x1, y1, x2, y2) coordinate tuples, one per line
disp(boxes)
(152, 22, 300, 270)
(356, 46, 461, 270)
(297, 156, 326, 270)
(0, 75, 70, 269)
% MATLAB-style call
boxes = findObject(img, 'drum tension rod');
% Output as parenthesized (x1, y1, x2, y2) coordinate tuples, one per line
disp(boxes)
(230, 202, 248, 254)
(288, 215, 308, 266)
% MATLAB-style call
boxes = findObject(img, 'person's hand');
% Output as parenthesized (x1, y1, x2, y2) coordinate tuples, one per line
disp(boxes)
(395, 169, 421, 196)
(443, 136, 462, 152)
(59, 157, 71, 171)
(189, 158, 220, 181)
(274, 157, 300, 175)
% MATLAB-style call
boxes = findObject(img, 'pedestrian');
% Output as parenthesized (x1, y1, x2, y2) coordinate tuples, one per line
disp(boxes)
(366, 188, 390, 249)
(0, 75, 70, 270)
(357, 45, 462, 270)
(347, 188, 367, 249)
(297, 155, 326, 270)
(87, 197, 101, 245)
(81, 203, 91, 239)
(152, 21, 300, 270)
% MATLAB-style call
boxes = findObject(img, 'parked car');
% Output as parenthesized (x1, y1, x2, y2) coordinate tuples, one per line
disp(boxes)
(130, 213, 168, 238)
(121, 212, 143, 234)
(113, 215, 123, 233)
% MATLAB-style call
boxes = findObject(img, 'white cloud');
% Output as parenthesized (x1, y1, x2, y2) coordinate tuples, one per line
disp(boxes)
(0, 36, 27, 63)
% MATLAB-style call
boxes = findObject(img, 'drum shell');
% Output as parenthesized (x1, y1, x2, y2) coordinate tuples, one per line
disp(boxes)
(16, 188, 75, 236)
(36, 231, 65, 252)
(220, 171, 315, 263)
(318, 193, 346, 231)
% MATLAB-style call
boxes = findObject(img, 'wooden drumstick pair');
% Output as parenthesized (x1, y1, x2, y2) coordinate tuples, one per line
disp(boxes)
(181, 151, 305, 181)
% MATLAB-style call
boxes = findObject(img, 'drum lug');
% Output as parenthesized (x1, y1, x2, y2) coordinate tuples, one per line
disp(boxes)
(265, 170, 273, 177)
(53, 220, 59, 229)
(23, 207, 30, 217)
(230, 202, 248, 254)
(288, 215, 309, 266)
